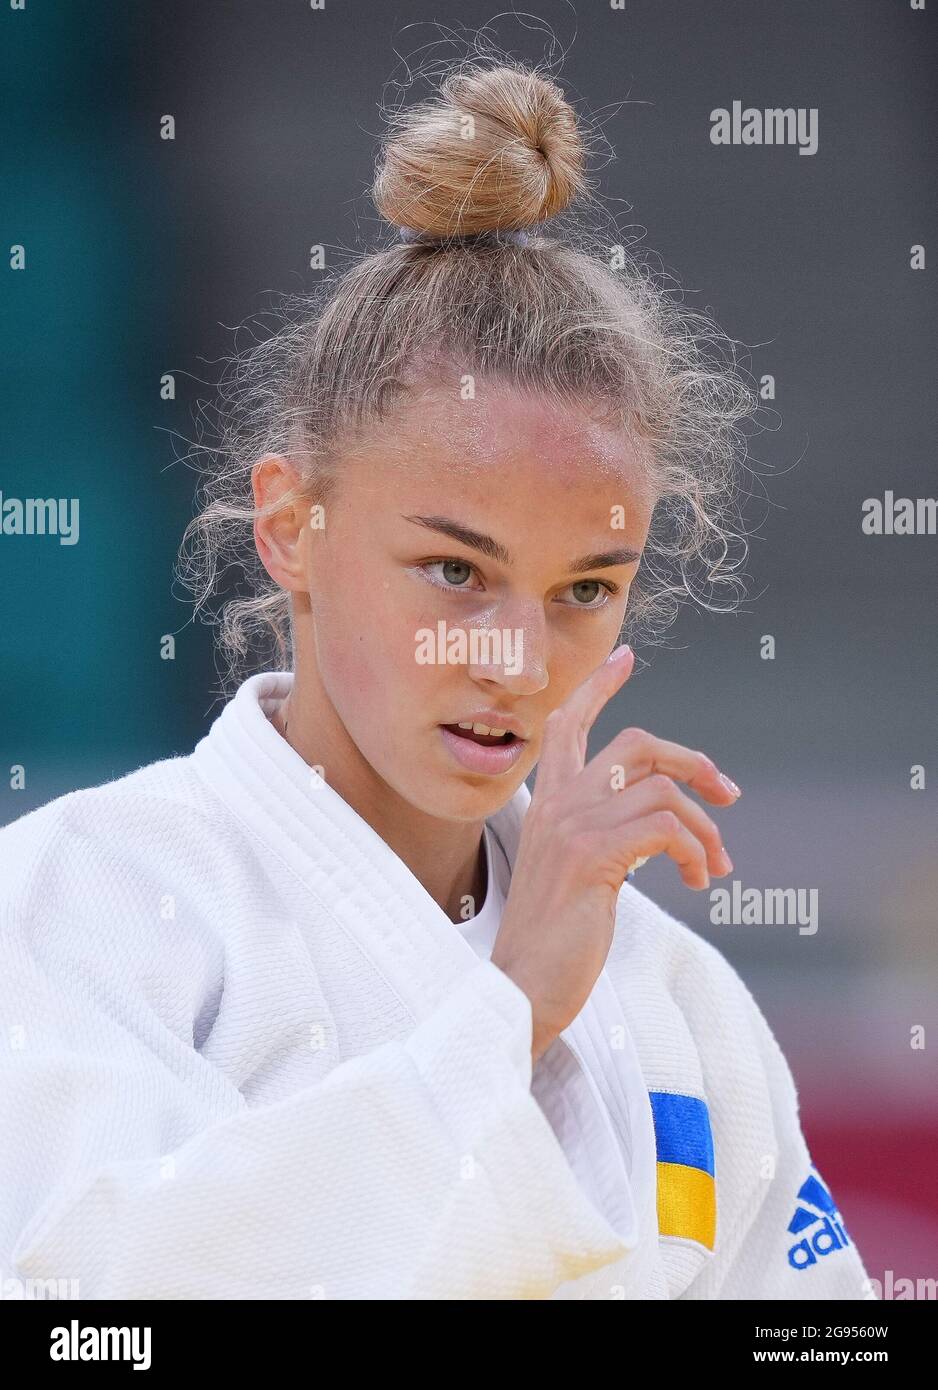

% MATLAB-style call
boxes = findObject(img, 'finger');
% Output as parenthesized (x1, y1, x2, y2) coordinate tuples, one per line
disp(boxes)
(606, 773, 732, 877)
(582, 725, 742, 806)
(534, 645, 635, 800)
(585, 808, 713, 891)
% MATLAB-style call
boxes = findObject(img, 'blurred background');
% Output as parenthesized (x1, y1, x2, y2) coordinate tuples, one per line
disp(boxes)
(1, 0, 935, 1293)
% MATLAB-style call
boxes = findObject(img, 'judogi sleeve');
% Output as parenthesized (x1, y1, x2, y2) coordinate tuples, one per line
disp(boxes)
(0, 904, 633, 1301)
(678, 944, 876, 1301)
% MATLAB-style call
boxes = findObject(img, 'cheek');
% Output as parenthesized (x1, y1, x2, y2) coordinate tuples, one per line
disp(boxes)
(545, 612, 626, 705)
(312, 582, 429, 723)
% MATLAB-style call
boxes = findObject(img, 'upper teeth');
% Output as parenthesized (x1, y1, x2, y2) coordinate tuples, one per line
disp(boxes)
(457, 722, 510, 738)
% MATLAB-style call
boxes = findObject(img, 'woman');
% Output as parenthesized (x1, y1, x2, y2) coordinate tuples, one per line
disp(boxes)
(0, 61, 872, 1300)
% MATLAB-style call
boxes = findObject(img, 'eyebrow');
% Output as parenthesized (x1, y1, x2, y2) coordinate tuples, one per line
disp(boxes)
(402, 514, 641, 572)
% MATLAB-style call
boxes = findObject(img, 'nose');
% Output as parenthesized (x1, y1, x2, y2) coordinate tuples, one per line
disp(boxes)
(465, 600, 549, 696)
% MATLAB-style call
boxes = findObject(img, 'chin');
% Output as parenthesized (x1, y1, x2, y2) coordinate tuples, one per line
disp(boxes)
(447, 767, 533, 819)
(418, 787, 518, 823)
(398, 762, 529, 823)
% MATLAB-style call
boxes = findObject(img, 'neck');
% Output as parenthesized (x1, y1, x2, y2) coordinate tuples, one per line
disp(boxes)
(270, 674, 488, 925)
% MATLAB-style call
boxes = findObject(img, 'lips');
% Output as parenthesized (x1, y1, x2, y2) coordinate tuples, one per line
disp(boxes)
(439, 724, 517, 747)
(440, 711, 528, 740)
(438, 723, 528, 775)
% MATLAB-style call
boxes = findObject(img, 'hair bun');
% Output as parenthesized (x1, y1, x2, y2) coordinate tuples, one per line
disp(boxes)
(373, 63, 587, 239)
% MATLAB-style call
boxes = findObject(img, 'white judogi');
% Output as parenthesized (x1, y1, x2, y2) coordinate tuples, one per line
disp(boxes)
(0, 673, 874, 1299)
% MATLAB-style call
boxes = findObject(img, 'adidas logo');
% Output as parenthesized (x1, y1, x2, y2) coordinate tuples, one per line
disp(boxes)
(787, 1170, 852, 1270)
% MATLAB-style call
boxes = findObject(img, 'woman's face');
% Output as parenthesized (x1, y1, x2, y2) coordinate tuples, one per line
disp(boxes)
(284, 381, 656, 822)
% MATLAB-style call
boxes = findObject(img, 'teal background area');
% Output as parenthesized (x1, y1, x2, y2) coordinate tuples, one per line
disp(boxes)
(1, 1, 219, 796)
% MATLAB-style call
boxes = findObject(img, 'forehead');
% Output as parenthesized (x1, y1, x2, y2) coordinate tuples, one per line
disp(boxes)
(343, 381, 655, 500)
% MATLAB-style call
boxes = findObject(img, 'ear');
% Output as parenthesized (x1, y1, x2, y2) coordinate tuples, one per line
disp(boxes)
(252, 455, 310, 592)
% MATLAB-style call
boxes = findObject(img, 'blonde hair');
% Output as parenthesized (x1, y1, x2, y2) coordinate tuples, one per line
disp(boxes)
(175, 58, 760, 694)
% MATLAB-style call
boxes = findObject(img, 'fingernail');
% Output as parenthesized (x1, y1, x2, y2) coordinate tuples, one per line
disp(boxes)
(718, 846, 734, 873)
(607, 644, 632, 663)
(719, 773, 741, 797)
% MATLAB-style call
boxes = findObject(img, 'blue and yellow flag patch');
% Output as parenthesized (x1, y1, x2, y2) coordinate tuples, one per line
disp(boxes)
(648, 1091, 717, 1250)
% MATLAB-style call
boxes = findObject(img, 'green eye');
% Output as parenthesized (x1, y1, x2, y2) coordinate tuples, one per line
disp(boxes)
(418, 559, 484, 591)
(570, 580, 602, 604)
(441, 560, 473, 585)
(561, 581, 619, 614)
